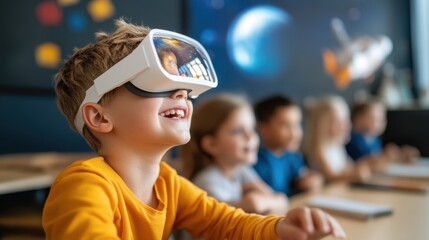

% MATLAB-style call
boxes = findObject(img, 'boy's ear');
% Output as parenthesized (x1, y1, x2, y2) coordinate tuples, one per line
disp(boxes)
(201, 135, 217, 156)
(82, 103, 113, 134)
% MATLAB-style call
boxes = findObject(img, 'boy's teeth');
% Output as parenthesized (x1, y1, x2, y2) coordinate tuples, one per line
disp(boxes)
(160, 109, 185, 118)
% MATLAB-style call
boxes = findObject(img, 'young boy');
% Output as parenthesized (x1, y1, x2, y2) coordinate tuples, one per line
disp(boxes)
(346, 100, 419, 164)
(253, 95, 323, 196)
(42, 19, 345, 239)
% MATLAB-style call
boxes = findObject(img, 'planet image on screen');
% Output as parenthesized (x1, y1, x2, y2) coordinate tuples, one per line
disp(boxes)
(227, 5, 293, 80)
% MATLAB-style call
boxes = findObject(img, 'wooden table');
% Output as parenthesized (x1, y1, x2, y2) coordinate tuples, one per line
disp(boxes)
(0, 152, 94, 237)
(0, 152, 94, 195)
(289, 183, 429, 240)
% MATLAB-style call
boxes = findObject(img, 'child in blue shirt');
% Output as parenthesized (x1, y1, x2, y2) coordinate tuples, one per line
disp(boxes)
(346, 100, 385, 161)
(346, 100, 419, 164)
(253, 95, 323, 196)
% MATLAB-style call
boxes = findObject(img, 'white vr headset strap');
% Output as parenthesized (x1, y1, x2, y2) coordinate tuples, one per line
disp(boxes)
(94, 45, 151, 95)
(74, 44, 150, 134)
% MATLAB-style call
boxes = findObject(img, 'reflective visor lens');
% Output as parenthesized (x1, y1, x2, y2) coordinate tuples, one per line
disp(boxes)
(153, 36, 216, 83)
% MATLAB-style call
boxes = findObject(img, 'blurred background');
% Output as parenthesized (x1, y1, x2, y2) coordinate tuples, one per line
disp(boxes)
(1, 0, 428, 156)
(0, 0, 428, 238)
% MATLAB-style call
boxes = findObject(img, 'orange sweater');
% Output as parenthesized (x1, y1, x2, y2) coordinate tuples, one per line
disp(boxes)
(43, 157, 281, 239)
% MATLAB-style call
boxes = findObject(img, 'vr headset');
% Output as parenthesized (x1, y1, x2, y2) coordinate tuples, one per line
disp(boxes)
(74, 29, 218, 134)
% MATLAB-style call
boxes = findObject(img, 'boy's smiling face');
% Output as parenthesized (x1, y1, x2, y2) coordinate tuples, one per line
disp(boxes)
(259, 105, 303, 152)
(102, 86, 193, 150)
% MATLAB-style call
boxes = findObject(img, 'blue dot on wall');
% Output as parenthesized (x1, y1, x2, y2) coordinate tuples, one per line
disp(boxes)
(199, 28, 220, 60)
(206, 0, 225, 9)
(227, 5, 294, 80)
(67, 11, 87, 33)
(200, 28, 219, 46)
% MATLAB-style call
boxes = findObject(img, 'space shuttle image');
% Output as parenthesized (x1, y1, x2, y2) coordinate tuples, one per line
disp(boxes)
(323, 18, 393, 89)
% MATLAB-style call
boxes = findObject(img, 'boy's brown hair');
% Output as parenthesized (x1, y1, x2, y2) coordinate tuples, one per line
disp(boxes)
(54, 19, 150, 151)
(350, 99, 385, 123)
(254, 95, 296, 123)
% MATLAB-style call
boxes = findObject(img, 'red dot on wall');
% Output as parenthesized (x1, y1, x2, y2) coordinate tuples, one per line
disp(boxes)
(36, 1, 63, 26)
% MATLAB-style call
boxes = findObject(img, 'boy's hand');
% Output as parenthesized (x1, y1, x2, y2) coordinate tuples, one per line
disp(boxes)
(241, 192, 271, 214)
(401, 145, 420, 163)
(276, 207, 346, 240)
(241, 192, 289, 215)
(299, 171, 324, 192)
(352, 161, 371, 182)
(384, 143, 401, 162)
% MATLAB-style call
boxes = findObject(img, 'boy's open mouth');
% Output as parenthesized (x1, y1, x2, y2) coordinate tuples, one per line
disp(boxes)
(159, 109, 186, 119)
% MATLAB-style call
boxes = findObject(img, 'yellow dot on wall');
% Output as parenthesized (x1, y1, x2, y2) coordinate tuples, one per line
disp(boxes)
(87, 0, 115, 22)
(58, 0, 80, 7)
(35, 42, 61, 69)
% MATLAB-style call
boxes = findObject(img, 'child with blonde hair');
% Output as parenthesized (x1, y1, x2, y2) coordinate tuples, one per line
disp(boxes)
(303, 96, 371, 182)
(43, 18, 345, 240)
(181, 94, 288, 215)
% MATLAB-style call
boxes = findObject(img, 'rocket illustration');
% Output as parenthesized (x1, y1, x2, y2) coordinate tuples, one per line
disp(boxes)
(323, 18, 393, 89)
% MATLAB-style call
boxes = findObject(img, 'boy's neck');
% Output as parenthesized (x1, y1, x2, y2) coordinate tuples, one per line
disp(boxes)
(101, 145, 169, 206)
(353, 128, 374, 138)
(262, 142, 286, 157)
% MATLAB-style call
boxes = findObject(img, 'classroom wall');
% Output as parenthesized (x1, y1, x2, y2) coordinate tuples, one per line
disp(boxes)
(0, 0, 182, 154)
(0, 94, 89, 154)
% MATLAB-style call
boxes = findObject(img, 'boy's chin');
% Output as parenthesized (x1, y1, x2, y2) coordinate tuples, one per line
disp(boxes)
(284, 144, 300, 152)
(170, 134, 191, 146)
(179, 136, 191, 145)
(244, 155, 257, 165)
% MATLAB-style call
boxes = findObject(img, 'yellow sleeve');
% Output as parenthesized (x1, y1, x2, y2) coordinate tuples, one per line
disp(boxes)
(42, 168, 120, 240)
(173, 175, 281, 240)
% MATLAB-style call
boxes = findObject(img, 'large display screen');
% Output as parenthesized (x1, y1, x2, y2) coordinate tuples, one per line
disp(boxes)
(185, 0, 412, 102)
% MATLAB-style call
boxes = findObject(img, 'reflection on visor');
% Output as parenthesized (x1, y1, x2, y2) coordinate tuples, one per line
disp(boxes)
(154, 37, 215, 82)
